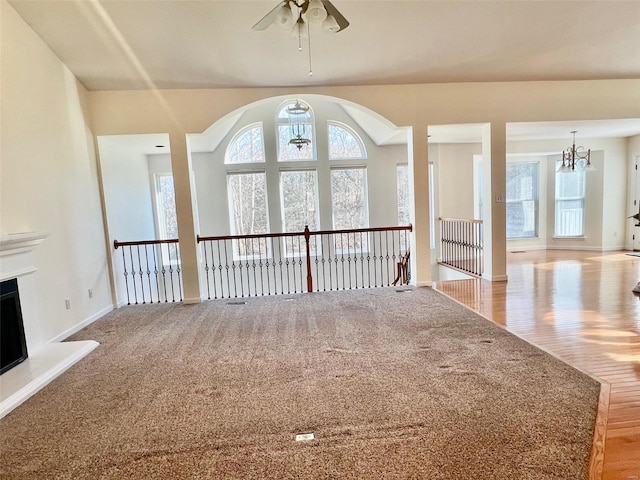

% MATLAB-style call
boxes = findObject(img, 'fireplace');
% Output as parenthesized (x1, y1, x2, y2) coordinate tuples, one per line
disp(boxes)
(0, 278, 28, 374)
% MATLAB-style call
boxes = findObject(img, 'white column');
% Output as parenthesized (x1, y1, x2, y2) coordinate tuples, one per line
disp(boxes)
(408, 126, 432, 287)
(169, 132, 201, 303)
(481, 122, 507, 281)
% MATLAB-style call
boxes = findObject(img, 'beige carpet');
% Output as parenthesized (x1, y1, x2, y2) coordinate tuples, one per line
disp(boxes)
(0, 287, 600, 479)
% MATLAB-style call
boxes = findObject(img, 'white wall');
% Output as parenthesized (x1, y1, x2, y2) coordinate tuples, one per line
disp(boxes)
(1, 1, 111, 346)
(436, 143, 482, 219)
(627, 135, 640, 250)
(97, 136, 159, 305)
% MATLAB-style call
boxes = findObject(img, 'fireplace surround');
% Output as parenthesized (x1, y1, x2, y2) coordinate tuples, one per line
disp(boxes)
(0, 278, 28, 374)
(0, 232, 99, 417)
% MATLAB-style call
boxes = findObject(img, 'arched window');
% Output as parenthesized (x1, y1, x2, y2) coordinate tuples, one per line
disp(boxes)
(327, 121, 366, 160)
(225, 123, 265, 164)
(276, 100, 315, 162)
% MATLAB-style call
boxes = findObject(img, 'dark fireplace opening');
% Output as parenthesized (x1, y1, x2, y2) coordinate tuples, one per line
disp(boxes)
(1, 278, 28, 375)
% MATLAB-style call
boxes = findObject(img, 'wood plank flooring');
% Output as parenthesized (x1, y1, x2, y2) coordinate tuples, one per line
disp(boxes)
(433, 250, 640, 480)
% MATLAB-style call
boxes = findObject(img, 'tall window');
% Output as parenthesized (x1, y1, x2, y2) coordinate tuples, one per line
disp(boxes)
(226, 123, 265, 164)
(506, 162, 539, 238)
(280, 170, 320, 255)
(396, 164, 410, 226)
(555, 163, 586, 237)
(155, 173, 179, 263)
(328, 122, 366, 160)
(276, 101, 315, 162)
(331, 168, 368, 251)
(227, 172, 269, 256)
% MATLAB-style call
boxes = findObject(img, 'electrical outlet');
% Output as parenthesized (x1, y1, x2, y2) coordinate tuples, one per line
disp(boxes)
(65, 299, 71, 310)
(88, 289, 93, 298)
(495, 195, 504, 203)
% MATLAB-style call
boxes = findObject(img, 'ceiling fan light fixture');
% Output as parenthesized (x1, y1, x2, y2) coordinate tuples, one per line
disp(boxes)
(274, 3, 295, 30)
(302, 0, 328, 24)
(322, 14, 340, 32)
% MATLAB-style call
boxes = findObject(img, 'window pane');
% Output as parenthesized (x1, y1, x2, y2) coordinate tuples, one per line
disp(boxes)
(156, 174, 179, 263)
(397, 165, 410, 226)
(280, 171, 319, 232)
(280, 170, 319, 255)
(278, 125, 314, 161)
(276, 101, 315, 162)
(331, 168, 367, 230)
(555, 199, 584, 236)
(226, 125, 264, 164)
(158, 175, 178, 239)
(331, 168, 368, 252)
(555, 164, 585, 237)
(228, 173, 269, 256)
(328, 122, 366, 160)
(506, 162, 538, 238)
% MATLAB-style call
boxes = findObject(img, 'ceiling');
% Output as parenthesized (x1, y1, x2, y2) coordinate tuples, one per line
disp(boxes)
(9, 0, 640, 91)
(9, 0, 640, 144)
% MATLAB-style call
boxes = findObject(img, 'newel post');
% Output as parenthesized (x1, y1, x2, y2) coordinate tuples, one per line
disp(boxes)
(304, 225, 313, 292)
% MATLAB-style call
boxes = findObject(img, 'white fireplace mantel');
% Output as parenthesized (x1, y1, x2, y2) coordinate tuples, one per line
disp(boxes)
(0, 232, 49, 282)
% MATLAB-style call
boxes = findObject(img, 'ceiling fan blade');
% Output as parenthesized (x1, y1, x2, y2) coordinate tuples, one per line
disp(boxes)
(322, 0, 349, 32)
(252, 1, 288, 31)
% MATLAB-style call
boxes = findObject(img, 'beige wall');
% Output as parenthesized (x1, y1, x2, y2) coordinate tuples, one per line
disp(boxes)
(4, 0, 640, 315)
(1, 1, 112, 345)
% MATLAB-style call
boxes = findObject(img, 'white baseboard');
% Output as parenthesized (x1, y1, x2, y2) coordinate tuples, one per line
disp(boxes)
(546, 245, 619, 252)
(482, 274, 508, 281)
(412, 280, 432, 287)
(183, 297, 202, 305)
(47, 305, 113, 344)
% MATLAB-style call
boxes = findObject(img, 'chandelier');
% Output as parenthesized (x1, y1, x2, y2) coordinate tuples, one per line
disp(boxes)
(557, 131, 596, 172)
(287, 101, 311, 150)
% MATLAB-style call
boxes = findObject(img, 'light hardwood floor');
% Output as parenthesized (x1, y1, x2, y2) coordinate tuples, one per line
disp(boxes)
(434, 250, 640, 480)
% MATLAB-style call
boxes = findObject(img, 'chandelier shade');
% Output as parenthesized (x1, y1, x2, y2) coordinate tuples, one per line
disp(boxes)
(287, 101, 312, 150)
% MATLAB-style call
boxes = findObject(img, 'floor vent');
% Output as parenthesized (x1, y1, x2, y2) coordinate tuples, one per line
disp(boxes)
(295, 433, 315, 442)
(227, 301, 247, 305)
(395, 288, 412, 293)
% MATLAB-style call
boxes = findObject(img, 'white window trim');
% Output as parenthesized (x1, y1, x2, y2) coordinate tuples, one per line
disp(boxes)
(225, 122, 266, 165)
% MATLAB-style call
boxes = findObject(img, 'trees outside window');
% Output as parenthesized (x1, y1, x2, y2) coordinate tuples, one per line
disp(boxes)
(331, 168, 368, 251)
(328, 122, 366, 160)
(280, 170, 320, 254)
(155, 173, 179, 263)
(226, 123, 265, 164)
(227, 172, 269, 257)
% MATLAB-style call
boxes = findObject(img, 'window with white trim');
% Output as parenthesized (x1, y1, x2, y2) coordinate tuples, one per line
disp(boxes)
(555, 161, 586, 237)
(154, 173, 179, 263)
(227, 172, 269, 257)
(506, 162, 539, 239)
(225, 123, 265, 164)
(276, 100, 315, 162)
(331, 167, 368, 252)
(328, 121, 366, 160)
(280, 170, 320, 255)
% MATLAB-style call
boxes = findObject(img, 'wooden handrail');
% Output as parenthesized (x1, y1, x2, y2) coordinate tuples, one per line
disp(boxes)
(197, 224, 412, 243)
(114, 238, 178, 249)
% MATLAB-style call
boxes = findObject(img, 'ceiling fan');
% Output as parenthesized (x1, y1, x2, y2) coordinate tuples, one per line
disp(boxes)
(252, 0, 349, 34)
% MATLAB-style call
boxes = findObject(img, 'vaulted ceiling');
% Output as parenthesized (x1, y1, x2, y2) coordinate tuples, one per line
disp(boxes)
(8, 0, 640, 143)
(9, 0, 640, 91)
